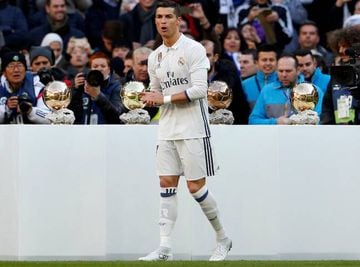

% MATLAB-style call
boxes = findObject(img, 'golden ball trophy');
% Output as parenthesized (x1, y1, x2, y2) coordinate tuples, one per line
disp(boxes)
(120, 81, 150, 124)
(43, 81, 75, 124)
(289, 83, 319, 125)
(208, 81, 234, 124)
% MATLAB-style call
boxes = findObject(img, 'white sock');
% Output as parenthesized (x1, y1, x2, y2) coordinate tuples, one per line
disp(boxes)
(159, 187, 178, 248)
(192, 185, 227, 242)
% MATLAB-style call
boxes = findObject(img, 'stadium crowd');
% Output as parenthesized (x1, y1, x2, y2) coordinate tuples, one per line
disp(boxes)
(1, 0, 360, 124)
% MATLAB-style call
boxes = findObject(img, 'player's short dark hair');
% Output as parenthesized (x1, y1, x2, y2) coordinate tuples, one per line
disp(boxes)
(156, 0, 181, 17)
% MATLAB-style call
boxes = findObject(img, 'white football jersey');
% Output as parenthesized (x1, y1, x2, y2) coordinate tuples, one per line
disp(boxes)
(148, 34, 211, 140)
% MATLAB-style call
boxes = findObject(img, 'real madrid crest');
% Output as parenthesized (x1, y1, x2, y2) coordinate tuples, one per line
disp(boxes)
(178, 57, 185, 66)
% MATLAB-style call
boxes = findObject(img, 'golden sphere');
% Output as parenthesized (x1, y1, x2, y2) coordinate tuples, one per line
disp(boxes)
(43, 81, 71, 110)
(121, 81, 146, 110)
(207, 81, 233, 110)
(291, 83, 319, 112)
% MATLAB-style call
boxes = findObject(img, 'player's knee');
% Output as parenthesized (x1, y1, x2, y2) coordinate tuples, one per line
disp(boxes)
(187, 179, 206, 194)
(160, 176, 178, 188)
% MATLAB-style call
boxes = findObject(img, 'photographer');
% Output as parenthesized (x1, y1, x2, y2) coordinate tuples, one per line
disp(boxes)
(68, 51, 124, 124)
(29, 46, 54, 73)
(321, 25, 360, 124)
(0, 51, 51, 124)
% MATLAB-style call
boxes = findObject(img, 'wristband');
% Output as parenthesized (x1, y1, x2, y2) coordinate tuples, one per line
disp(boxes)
(163, 95, 171, 104)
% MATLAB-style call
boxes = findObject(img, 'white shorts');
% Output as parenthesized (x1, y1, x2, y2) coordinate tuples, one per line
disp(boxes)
(156, 137, 219, 180)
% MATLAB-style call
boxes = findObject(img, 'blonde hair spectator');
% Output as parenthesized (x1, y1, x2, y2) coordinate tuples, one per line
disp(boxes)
(66, 37, 93, 55)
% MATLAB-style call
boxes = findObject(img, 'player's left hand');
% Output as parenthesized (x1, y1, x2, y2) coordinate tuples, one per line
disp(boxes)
(140, 91, 163, 107)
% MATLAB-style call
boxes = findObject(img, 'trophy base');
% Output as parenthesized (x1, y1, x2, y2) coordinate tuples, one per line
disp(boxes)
(120, 109, 150, 124)
(209, 109, 234, 125)
(289, 110, 319, 125)
(45, 108, 75, 124)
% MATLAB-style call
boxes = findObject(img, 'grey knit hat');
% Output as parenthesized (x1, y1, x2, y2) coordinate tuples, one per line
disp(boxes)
(29, 46, 54, 65)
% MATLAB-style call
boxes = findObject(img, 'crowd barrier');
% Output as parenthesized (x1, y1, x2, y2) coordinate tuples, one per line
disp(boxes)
(1, 125, 360, 260)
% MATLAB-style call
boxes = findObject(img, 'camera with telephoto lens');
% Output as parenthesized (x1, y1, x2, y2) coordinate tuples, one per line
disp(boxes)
(329, 43, 360, 124)
(86, 70, 104, 87)
(37, 67, 54, 86)
(330, 43, 360, 99)
(18, 92, 32, 113)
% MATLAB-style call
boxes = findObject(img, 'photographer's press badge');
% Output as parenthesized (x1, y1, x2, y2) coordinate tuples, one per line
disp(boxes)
(337, 95, 352, 119)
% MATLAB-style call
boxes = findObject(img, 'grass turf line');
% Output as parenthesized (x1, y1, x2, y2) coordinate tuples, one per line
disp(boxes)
(1, 261, 360, 267)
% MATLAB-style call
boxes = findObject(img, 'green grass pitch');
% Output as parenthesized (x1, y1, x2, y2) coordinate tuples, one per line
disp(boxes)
(1, 261, 360, 267)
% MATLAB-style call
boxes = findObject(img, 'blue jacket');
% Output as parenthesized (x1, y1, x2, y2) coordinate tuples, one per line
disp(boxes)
(0, 72, 49, 124)
(242, 71, 278, 110)
(249, 78, 323, 125)
(307, 67, 331, 94)
(0, 2, 28, 49)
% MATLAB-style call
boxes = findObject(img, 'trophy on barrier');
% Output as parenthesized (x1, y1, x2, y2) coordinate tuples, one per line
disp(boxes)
(208, 80, 234, 124)
(120, 81, 150, 124)
(43, 81, 75, 124)
(288, 83, 319, 125)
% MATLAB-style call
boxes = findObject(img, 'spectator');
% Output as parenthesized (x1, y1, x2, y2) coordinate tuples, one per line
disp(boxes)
(294, 49, 330, 93)
(321, 25, 360, 125)
(219, 0, 249, 28)
(249, 54, 323, 124)
(242, 44, 278, 110)
(111, 39, 132, 61)
(0, 51, 50, 124)
(220, 27, 244, 74)
(122, 50, 133, 78)
(29, 46, 54, 73)
(237, 0, 293, 52)
(84, 2, 122, 50)
(240, 48, 258, 80)
(120, 0, 139, 15)
(28, 0, 86, 31)
(28, 0, 84, 52)
(296, 21, 333, 66)
(34, 0, 92, 14)
(99, 20, 128, 58)
(64, 36, 92, 80)
(175, 1, 218, 41)
(123, 46, 151, 86)
(240, 22, 263, 49)
(40, 32, 67, 69)
(328, 0, 358, 32)
(0, 0, 29, 50)
(343, 0, 360, 27)
(273, 0, 308, 27)
(202, 39, 250, 124)
(69, 51, 123, 124)
(119, 0, 157, 49)
(273, 0, 308, 53)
